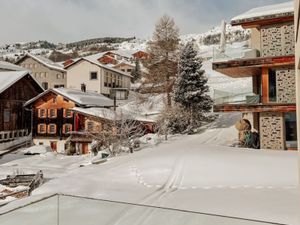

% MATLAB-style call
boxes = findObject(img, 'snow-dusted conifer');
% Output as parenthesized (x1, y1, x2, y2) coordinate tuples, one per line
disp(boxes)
(173, 41, 213, 129)
(131, 59, 142, 83)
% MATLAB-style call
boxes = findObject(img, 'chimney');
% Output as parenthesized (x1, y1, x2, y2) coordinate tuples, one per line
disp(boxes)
(81, 83, 86, 92)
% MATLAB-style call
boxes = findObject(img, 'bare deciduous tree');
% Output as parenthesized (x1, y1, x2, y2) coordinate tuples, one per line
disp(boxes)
(144, 15, 180, 108)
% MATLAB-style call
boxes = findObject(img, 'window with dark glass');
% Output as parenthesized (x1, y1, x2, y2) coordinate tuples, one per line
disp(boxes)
(268, 69, 276, 102)
(90, 72, 98, 80)
(42, 82, 48, 89)
(48, 109, 57, 118)
(48, 124, 56, 134)
(4, 109, 10, 123)
(285, 113, 297, 142)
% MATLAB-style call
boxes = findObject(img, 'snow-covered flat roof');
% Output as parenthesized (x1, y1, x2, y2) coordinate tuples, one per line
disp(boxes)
(231, 1, 294, 25)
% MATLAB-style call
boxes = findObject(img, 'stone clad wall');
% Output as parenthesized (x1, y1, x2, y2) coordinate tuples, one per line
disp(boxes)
(276, 68, 296, 103)
(261, 22, 295, 57)
(260, 112, 285, 150)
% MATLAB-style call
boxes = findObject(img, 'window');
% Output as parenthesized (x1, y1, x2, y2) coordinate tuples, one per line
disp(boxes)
(39, 142, 43, 145)
(285, 113, 297, 142)
(48, 124, 57, 134)
(38, 124, 47, 134)
(40, 72, 45, 78)
(54, 84, 64, 88)
(38, 109, 47, 118)
(64, 109, 73, 118)
(3, 109, 10, 123)
(127, 69, 132, 73)
(268, 69, 276, 102)
(87, 121, 94, 131)
(34, 64, 37, 68)
(57, 74, 61, 79)
(90, 72, 98, 80)
(48, 109, 57, 118)
(42, 82, 48, 89)
(63, 124, 72, 134)
(45, 72, 48, 78)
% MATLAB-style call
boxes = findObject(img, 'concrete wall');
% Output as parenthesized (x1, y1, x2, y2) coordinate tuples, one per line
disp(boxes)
(18, 57, 66, 89)
(67, 60, 102, 93)
(261, 22, 295, 57)
(33, 138, 66, 153)
(250, 28, 261, 52)
(259, 112, 285, 150)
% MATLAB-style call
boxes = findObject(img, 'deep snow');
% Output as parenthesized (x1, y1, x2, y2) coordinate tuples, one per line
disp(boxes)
(0, 113, 298, 225)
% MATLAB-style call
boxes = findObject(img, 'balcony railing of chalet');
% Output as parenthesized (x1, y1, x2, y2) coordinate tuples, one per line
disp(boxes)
(0, 193, 287, 225)
(212, 45, 260, 62)
(0, 130, 31, 151)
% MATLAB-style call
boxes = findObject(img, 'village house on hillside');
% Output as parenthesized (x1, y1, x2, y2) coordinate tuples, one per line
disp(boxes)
(213, 2, 296, 150)
(0, 71, 44, 150)
(65, 53, 132, 100)
(16, 53, 66, 90)
(24, 87, 114, 153)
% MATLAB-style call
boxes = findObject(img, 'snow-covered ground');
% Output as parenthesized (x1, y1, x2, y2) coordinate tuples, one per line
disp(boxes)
(0, 113, 298, 225)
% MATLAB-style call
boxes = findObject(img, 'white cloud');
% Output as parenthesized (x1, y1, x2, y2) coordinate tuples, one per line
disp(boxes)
(0, 0, 290, 44)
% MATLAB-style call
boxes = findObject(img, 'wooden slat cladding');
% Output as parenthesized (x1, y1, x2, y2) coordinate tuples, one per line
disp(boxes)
(0, 75, 42, 132)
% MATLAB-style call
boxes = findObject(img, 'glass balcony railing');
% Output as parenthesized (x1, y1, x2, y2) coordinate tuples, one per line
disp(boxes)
(212, 45, 260, 62)
(0, 194, 286, 225)
(213, 89, 257, 105)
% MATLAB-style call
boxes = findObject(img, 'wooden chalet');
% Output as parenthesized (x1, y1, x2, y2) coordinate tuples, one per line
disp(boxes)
(132, 50, 149, 60)
(0, 71, 43, 148)
(212, 2, 296, 150)
(24, 88, 114, 153)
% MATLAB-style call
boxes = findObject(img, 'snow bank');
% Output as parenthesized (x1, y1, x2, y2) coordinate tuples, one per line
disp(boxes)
(21, 145, 50, 155)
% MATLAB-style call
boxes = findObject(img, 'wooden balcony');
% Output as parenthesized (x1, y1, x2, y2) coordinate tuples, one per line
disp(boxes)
(212, 55, 295, 78)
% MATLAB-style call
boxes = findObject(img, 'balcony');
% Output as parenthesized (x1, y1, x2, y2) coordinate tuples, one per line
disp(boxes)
(214, 92, 296, 113)
(0, 193, 286, 225)
(213, 46, 260, 63)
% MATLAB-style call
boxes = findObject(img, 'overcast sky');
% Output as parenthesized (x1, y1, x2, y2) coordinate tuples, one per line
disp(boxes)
(0, 0, 291, 45)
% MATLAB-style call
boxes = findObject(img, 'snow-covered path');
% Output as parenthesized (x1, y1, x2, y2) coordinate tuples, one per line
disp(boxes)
(0, 113, 298, 224)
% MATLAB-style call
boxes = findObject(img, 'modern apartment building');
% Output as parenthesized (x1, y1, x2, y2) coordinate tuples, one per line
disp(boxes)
(213, 2, 296, 150)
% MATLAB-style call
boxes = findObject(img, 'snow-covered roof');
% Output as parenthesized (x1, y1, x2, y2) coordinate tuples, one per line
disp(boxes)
(65, 53, 133, 78)
(17, 53, 66, 72)
(0, 61, 26, 71)
(0, 71, 43, 94)
(231, 1, 294, 25)
(25, 88, 114, 107)
(72, 107, 118, 121)
(72, 106, 159, 123)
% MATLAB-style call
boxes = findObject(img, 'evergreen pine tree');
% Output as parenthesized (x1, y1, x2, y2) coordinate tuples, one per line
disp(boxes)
(131, 59, 142, 83)
(173, 41, 213, 129)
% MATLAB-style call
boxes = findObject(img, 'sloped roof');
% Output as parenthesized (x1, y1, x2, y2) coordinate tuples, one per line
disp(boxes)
(0, 61, 26, 71)
(0, 71, 43, 94)
(16, 53, 66, 72)
(65, 53, 133, 78)
(25, 88, 114, 107)
(71, 107, 158, 123)
(231, 1, 294, 25)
